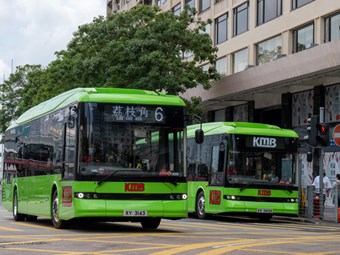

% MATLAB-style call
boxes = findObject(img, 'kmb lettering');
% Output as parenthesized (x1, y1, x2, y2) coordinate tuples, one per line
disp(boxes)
(253, 137, 276, 148)
(125, 183, 145, 192)
(258, 189, 271, 196)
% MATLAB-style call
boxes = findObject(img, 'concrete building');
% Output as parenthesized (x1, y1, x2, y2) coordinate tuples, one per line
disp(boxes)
(107, 0, 340, 194)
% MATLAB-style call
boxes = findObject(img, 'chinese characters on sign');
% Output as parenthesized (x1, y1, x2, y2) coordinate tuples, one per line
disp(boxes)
(104, 105, 165, 123)
(113, 105, 148, 121)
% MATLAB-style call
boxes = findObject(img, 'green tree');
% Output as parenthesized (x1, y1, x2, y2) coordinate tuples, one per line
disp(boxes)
(1, 5, 219, 130)
(45, 4, 219, 94)
(0, 65, 46, 132)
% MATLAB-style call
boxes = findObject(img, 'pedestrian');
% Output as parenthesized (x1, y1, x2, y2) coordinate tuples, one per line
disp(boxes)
(332, 173, 340, 207)
(312, 171, 332, 203)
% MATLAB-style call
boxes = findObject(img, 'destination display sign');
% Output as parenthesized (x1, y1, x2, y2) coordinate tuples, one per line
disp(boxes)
(104, 105, 166, 124)
(245, 136, 287, 150)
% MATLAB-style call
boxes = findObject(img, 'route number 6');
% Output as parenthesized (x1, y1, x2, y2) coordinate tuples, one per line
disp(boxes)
(155, 107, 164, 122)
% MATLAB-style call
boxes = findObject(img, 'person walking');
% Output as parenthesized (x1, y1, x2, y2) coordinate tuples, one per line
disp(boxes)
(312, 171, 332, 203)
(332, 174, 340, 207)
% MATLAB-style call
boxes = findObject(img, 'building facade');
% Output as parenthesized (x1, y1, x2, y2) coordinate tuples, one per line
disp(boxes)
(107, 0, 340, 212)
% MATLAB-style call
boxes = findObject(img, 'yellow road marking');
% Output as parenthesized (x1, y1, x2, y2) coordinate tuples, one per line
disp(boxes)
(197, 236, 340, 255)
(12, 221, 57, 231)
(0, 226, 23, 232)
(5, 247, 83, 254)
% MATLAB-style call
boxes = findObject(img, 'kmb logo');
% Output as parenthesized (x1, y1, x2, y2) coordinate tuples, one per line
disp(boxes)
(125, 183, 145, 192)
(258, 189, 271, 196)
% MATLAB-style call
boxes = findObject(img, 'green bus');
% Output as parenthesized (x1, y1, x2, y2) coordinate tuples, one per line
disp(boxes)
(1, 88, 187, 229)
(187, 122, 299, 221)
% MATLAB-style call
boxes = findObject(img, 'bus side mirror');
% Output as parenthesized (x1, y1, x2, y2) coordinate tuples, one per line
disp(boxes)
(195, 129, 204, 144)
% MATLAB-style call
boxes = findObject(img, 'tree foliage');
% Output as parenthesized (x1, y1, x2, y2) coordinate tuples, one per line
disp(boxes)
(0, 5, 219, 131)
(0, 65, 45, 132)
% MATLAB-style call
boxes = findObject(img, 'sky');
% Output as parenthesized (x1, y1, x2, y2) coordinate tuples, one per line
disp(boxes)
(0, 0, 107, 82)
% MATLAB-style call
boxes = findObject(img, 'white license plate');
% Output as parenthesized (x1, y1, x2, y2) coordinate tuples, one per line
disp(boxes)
(123, 210, 148, 217)
(256, 209, 273, 214)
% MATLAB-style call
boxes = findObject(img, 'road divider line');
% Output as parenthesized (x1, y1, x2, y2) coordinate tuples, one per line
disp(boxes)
(0, 226, 23, 232)
(11, 222, 57, 231)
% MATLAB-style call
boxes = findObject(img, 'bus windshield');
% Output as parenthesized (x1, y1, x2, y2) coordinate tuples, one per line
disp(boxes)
(78, 103, 185, 179)
(227, 134, 297, 185)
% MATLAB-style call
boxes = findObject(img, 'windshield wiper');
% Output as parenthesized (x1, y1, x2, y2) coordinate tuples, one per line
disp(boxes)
(97, 171, 119, 187)
(240, 182, 255, 191)
(284, 184, 293, 193)
(164, 178, 177, 186)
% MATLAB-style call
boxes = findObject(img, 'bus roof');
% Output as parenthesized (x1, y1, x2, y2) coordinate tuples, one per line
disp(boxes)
(8, 87, 185, 130)
(187, 122, 299, 138)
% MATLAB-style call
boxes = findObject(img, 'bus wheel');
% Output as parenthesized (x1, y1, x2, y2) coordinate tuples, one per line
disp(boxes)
(13, 190, 25, 221)
(52, 190, 71, 229)
(141, 218, 161, 229)
(196, 191, 207, 219)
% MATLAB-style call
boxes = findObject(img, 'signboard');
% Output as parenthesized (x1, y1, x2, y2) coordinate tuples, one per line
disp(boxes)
(333, 124, 340, 146)
(245, 136, 287, 150)
(104, 105, 165, 124)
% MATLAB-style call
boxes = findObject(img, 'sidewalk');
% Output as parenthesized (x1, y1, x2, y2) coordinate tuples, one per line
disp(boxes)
(273, 207, 339, 225)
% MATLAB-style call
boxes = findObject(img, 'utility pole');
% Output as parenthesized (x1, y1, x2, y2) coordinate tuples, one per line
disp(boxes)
(319, 107, 325, 219)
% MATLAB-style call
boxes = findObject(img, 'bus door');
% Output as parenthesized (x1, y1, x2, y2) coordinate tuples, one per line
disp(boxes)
(63, 106, 77, 180)
(207, 141, 226, 208)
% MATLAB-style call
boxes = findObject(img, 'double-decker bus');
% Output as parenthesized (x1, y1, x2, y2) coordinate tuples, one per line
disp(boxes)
(1, 88, 187, 229)
(187, 122, 299, 221)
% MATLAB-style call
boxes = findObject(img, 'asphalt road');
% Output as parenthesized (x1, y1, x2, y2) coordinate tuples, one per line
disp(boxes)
(1, 204, 340, 255)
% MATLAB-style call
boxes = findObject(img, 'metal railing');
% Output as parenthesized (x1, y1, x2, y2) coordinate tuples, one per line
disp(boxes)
(304, 185, 339, 223)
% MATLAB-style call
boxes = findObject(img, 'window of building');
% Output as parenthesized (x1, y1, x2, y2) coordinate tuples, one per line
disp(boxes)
(216, 56, 228, 76)
(157, 0, 167, 6)
(199, 0, 210, 12)
(233, 2, 248, 36)
(293, 23, 314, 53)
(325, 13, 340, 42)
(201, 63, 209, 72)
(144, 0, 152, 5)
(233, 48, 248, 73)
(256, 35, 282, 65)
(172, 3, 181, 15)
(292, 0, 314, 10)
(257, 0, 282, 26)
(215, 13, 228, 44)
(185, 0, 195, 9)
(200, 23, 211, 35)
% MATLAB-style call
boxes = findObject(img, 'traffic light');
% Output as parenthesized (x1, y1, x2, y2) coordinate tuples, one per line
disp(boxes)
(316, 123, 330, 146)
(307, 116, 318, 146)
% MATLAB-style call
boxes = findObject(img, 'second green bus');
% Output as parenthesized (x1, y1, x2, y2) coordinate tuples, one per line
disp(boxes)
(187, 122, 299, 221)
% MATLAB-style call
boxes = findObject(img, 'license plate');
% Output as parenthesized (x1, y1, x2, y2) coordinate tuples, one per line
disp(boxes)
(123, 210, 148, 217)
(256, 209, 273, 214)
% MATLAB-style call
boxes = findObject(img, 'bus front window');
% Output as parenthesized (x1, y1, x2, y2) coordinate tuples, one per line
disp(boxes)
(78, 103, 185, 179)
(228, 149, 296, 185)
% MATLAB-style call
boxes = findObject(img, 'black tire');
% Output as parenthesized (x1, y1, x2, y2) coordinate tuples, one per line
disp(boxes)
(51, 189, 71, 229)
(13, 190, 25, 221)
(196, 191, 207, 219)
(141, 218, 161, 229)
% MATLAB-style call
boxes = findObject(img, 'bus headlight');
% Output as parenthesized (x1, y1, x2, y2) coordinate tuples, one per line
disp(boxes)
(77, 193, 84, 199)
(182, 194, 188, 200)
